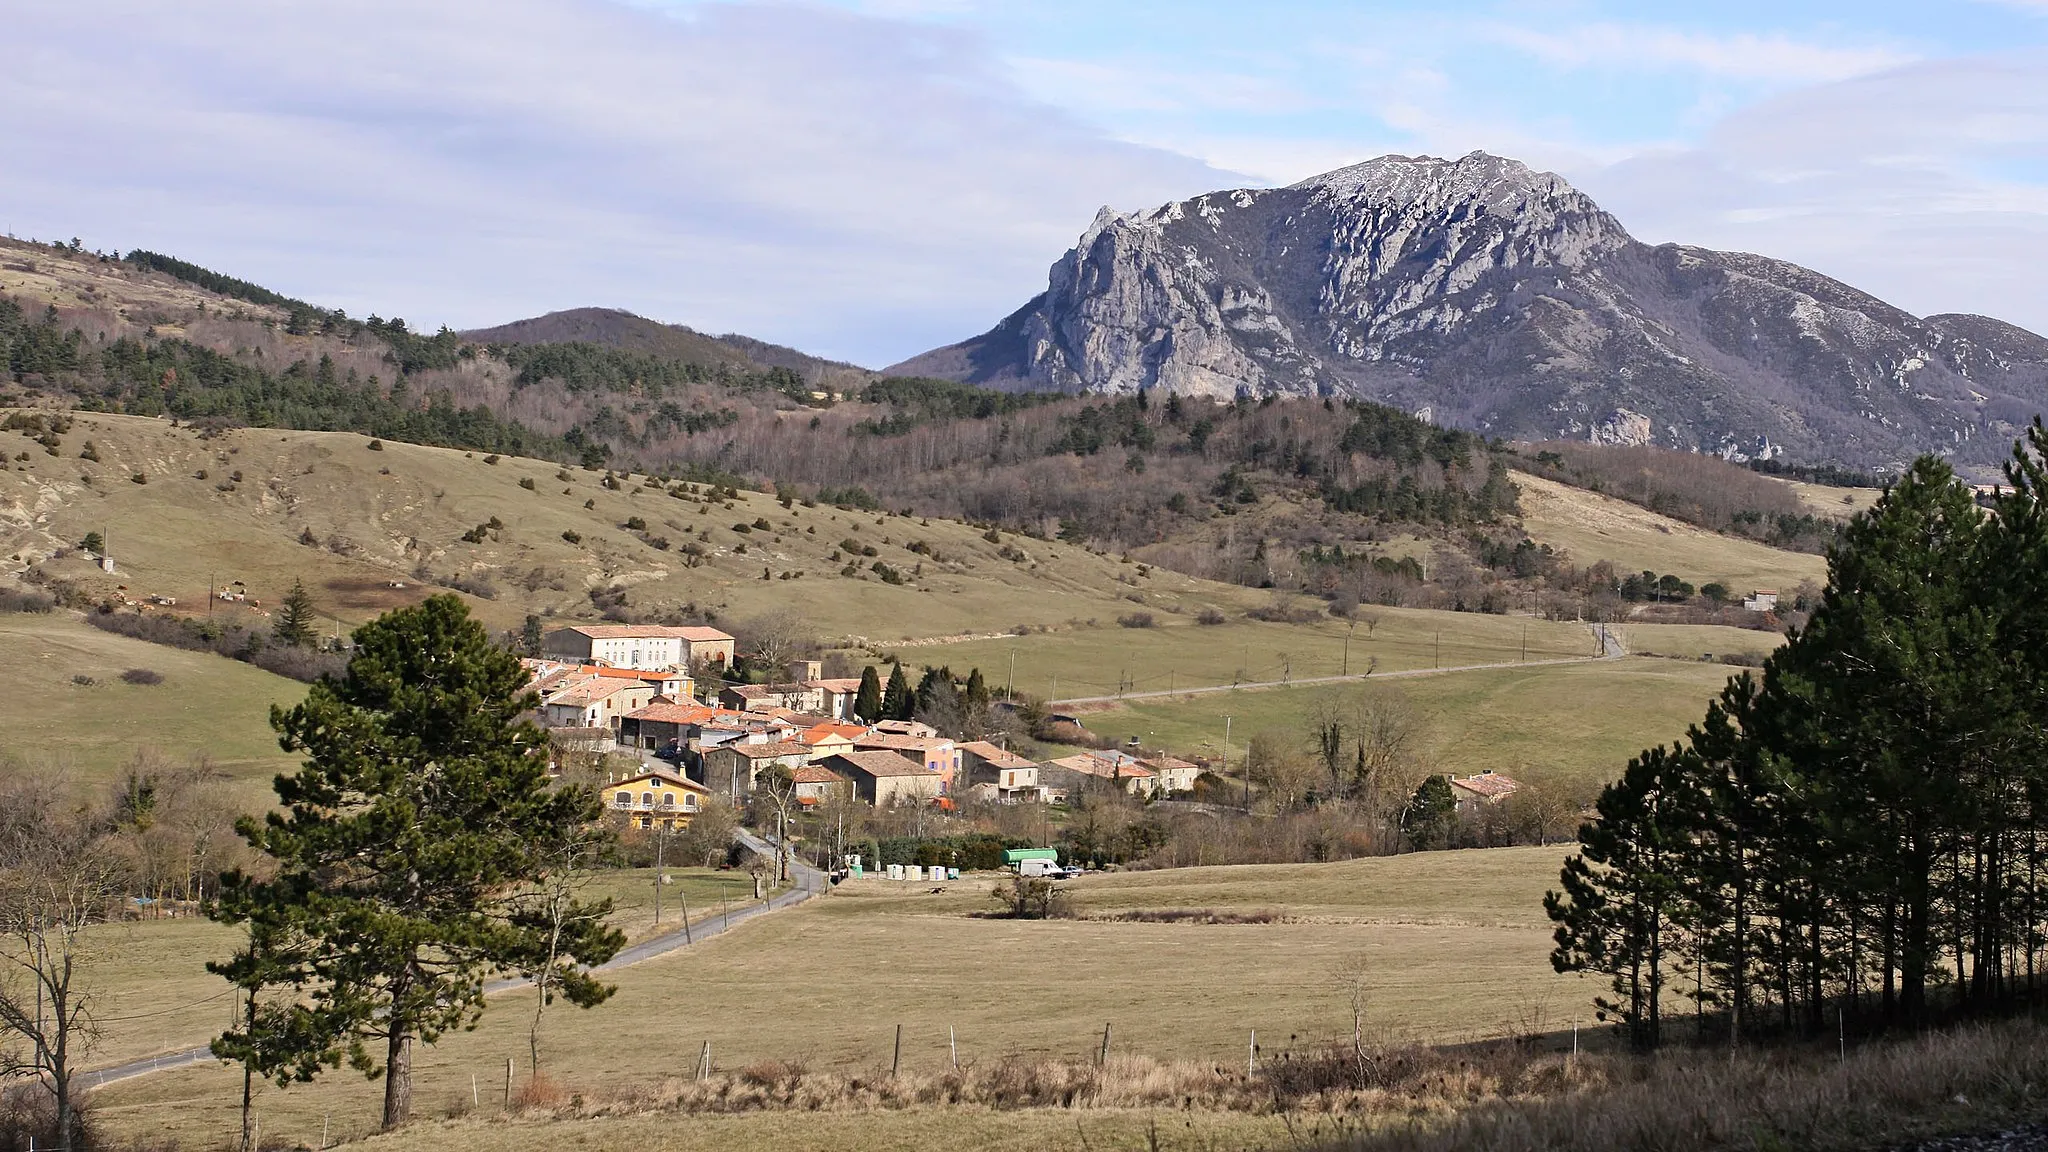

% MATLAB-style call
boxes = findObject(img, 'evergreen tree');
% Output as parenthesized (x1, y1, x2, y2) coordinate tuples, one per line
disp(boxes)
(881, 662, 912, 722)
(208, 596, 622, 1130)
(520, 614, 544, 657)
(854, 665, 883, 724)
(913, 666, 963, 735)
(272, 579, 319, 648)
(1400, 775, 1457, 850)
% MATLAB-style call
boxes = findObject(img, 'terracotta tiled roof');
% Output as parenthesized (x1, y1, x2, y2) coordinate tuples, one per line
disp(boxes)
(791, 765, 848, 785)
(960, 740, 1036, 769)
(1449, 773, 1521, 799)
(610, 770, 709, 793)
(715, 741, 810, 760)
(625, 703, 733, 725)
(855, 733, 951, 752)
(545, 679, 640, 706)
(802, 722, 868, 744)
(557, 624, 734, 642)
(826, 750, 932, 777)
(1048, 753, 1153, 778)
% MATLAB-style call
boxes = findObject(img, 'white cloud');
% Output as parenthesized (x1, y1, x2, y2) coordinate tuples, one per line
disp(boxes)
(1576, 50, 2048, 334)
(0, 0, 1228, 364)
(1479, 22, 1917, 83)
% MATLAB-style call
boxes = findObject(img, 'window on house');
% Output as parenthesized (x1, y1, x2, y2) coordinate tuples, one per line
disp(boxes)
(641, 792, 653, 806)
(614, 792, 630, 807)
(684, 794, 699, 810)
(659, 793, 674, 808)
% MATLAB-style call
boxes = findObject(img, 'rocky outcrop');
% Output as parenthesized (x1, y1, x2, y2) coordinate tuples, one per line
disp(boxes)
(890, 152, 2048, 472)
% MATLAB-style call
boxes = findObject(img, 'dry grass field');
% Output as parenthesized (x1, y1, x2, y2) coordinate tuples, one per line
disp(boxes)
(0, 611, 302, 793)
(0, 410, 1275, 639)
(88, 846, 1583, 1149)
(912, 608, 1603, 700)
(1073, 657, 1736, 797)
(1617, 621, 1784, 663)
(1781, 478, 1882, 518)
(316, 1109, 1310, 1152)
(1513, 470, 1826, 592)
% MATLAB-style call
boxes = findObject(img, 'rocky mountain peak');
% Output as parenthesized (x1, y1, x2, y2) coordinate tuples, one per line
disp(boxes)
(889, 152, 2048, 473)
(1293, 150, 1569, 209)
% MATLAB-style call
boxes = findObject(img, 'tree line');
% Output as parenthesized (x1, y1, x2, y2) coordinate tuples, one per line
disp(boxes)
(1548, 426, 2048, 1050)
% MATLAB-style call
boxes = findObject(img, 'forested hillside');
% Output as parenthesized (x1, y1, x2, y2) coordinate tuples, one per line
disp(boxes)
(0, 236, 1840, 615)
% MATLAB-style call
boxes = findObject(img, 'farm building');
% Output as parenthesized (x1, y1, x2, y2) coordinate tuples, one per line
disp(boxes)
(823, 750, 945, 806)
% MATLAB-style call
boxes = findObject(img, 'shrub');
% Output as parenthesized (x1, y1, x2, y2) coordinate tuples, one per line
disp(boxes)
(119, 667, 164, 685)
(624, 516, 647, 531)
(71, 674, 98, 687)
(519, 477, 537, 491)
(1117, 612, 1156, 629)
(366, 439, 384, 451)
(129, 473, 147, 484)
(78, 440, 100, 462)
(483, 453, 501, 464)
(561, 530, 582, 545)
(1196, 608, 1228, 626)
(0, 588, 54, 613)
(871, 560, 905, 585)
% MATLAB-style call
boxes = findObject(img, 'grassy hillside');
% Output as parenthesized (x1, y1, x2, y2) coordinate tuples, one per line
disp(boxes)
(1071, 658, 1736, 797)
(91, 846, 1580, 1149)
(909, 608, 1602, 700)
(0, 410, 1276, 638)
(1514, 471, 1826, 592)
(0, 611, 301, 793)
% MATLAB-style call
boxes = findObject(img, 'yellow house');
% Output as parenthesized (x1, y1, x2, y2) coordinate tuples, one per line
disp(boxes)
(607, 770, 713, 830)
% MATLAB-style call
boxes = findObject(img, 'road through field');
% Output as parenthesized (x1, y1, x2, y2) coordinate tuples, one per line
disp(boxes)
(1051, 623, 1623, 706)
(79, 832, 825, 1091)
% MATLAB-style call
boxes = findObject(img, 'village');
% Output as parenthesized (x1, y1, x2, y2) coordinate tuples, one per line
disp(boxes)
(526, 621, 1525, 864)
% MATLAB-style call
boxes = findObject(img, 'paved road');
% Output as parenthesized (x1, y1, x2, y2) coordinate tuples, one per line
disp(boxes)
(1051, 623, 1625, 707)
(80, 831, 826, 1092)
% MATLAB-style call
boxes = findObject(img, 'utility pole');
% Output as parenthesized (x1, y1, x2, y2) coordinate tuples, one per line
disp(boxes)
(1007, 651, 1015, 700)
(1343, 621, 1356, 676)
(653, 825, 666, 927)
(1435, 631, 1441, 668)
(1521, 623, 1528, 663)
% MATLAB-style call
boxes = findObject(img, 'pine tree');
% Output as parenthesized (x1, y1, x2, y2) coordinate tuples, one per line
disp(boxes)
(1546, 744, 1692, 1051)
(1400, 775, 1457, 850)
(209, 596, 623, 1130)
(854, 665, 883, 723)
(520, 614, 544, 657)
(272, 578, 319, 647)
(882, 662, 912, 722)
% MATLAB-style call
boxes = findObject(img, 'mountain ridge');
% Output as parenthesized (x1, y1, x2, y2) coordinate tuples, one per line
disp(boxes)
(889, 151, 2048, 473)
(460, 306, 875, 386)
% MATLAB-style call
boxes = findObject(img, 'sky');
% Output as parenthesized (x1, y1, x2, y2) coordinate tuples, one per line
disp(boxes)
(4, 1, 2046, 366)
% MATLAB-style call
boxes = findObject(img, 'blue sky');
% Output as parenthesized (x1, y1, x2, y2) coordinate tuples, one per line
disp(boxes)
(4, 1, 2046, 364)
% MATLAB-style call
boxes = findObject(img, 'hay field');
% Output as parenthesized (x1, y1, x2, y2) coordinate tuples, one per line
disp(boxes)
(0, 611, 301, 792)
(1618, 622, 1784, 663)
(1513, 471, 1825, 592)
(90, 846, 1583, 1149)
(1075, 658, 1736, 797)
(912, 610, 1603, 701)
(1781, 479, 1881, 518)
(0, 411, 1272, 639)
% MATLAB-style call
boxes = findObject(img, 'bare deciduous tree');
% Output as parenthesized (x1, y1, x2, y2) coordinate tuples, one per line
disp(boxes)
(0, 776, 122, 1150)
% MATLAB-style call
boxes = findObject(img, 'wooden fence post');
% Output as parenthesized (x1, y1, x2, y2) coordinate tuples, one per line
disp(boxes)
(1098, 1022, 1112, 1067)
(891, 1023, 903, 1077)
